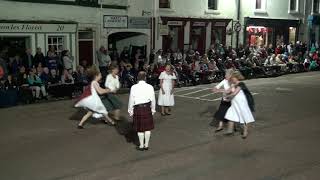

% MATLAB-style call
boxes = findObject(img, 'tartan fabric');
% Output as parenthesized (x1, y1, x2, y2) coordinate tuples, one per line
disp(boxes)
(133, 104, 154, 132)
(75, 85, 91, 103)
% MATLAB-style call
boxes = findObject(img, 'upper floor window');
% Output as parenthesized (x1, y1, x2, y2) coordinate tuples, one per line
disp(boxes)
(289, 0, 299, 13)
(255, 0, 267, 12)
(77, 0, 98, 7)
(159, 0, 170, 8)
(208, 0, 218, 10)
(314, 0, 320, 13)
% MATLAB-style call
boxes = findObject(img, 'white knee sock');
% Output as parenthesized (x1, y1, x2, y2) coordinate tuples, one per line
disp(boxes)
(137, 132, 144, 148)
(144, 131, 151, 148)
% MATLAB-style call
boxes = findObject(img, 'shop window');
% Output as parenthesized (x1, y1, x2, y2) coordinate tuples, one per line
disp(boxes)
(159, 0, 170, 8)
(208, 0, 218, 10)
(47, 36, 65, 54)
(255, 0, 266, 12)
(313, 0, 320, 13)
(289, 0, 299, 12)
(289, 27, 297, 43)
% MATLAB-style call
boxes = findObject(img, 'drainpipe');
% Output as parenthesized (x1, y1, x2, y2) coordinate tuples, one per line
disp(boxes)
(236, 0, 241, 48)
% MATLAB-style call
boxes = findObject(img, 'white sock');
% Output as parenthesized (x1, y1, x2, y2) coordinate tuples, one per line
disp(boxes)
(144, 131, 151, 148)
(137, 132, 144, 148)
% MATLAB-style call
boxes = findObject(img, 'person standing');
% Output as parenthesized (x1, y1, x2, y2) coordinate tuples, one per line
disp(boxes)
(128, 71, 156, 151)
(62, 50, 73, 71)
(209, 69, 234, 131)
(97, 46, 111, 78)
(158, 64, 176, 116)
(103, 65, 122, 121)
(75, 66, 115, 129)
(224, 71, 255, 139)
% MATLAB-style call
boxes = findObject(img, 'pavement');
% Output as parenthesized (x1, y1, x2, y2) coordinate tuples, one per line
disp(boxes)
(1, 72, 320, 180)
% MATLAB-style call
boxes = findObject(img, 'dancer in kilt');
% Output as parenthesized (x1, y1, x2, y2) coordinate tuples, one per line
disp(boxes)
(103, 65, 122, 121)
(210, 69, 234, 132)
(128, 71, 156, 151)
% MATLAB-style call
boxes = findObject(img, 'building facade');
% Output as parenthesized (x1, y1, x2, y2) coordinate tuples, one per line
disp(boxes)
(0, 0, 316, 67)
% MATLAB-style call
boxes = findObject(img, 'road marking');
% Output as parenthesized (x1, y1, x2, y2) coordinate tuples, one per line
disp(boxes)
(180, 88, 211, 96)
(275, 87, 293, 92)
(176, 92, 259, 102)
(198, 93, 217, 98)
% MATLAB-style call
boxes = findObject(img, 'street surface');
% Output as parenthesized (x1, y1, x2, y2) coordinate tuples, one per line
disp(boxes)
(1, 72, 320, 180)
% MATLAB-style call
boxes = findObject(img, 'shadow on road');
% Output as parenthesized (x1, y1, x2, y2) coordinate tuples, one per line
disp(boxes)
(69, 109, 139, 146)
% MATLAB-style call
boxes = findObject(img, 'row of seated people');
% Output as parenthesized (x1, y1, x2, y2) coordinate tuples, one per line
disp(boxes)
(0, 66, 89, 107)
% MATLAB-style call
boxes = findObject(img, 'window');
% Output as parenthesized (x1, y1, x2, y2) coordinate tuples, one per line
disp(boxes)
(255, 0, 266, 11)
(77, 0, 98, 7)
(289, 0, 299, 12)
(47, 36, 65, 54)
(208, 0, 218, 10)
(159, 0, 170, 8)
(314, 0, 320, 13)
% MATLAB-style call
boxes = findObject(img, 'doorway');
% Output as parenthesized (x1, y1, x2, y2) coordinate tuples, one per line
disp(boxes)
(0, 36, 30, 57)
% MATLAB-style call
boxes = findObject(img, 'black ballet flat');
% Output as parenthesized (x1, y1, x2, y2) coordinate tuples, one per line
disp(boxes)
(136, 147, 144, 151)
(144, 147, 149, 151)
(77, 125, 84, 129)
(165, 113, 172, 116)
(161, 113, 166, 116)
(215, 128, 223, 133)
(242, 135, 248, 139)
(224, 132, 234, 136)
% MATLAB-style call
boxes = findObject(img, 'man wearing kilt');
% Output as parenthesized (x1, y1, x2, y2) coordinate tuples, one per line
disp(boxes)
(128, 71, 156, 151)
(210, 69, 234, 133)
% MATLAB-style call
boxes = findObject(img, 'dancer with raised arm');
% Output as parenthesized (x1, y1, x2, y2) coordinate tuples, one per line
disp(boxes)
(75, 66, 115, 129)
(224, 71, 255, 139)
(128, 71, 156, 151)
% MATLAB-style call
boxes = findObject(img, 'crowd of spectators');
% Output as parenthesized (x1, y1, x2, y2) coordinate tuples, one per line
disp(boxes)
(1, 41, 319, 108)
(0, 46, 88, 107)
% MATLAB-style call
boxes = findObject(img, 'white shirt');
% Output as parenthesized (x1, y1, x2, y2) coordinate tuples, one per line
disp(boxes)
(105, 74, 120, 92)
(128, 81, 156, 116)
(215, 79, 230, 101)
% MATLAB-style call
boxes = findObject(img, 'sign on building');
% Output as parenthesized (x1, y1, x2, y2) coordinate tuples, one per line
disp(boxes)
(159, 24, 169, 35)
(167, 21, 183, 26)
(0, 23, 77, 33)
(103, 15, 128, 28)
(192, 22, 206, 27)
(128, 17, 151, 29)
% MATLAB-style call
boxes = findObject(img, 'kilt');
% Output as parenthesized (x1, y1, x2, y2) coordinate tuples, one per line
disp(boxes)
(133, 103, 154, 132)
(101, 93, 122, 111)
(214, 100, 231, 122)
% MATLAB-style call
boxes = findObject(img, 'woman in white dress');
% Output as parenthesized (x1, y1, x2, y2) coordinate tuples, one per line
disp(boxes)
(158, 64, 177, 116)
(224, 71, 255, 139)
(75, 66, 115, 129)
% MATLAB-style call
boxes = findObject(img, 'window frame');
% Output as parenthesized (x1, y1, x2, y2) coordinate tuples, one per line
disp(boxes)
(254, 0, 267, 13)
(205, 0, 220, 14)
(313, 0, 320, 14)
(208, 0, 218, 11)
(288, 0, 299, 13)
(159, 0, 171, 9)
(47, 36, 66, 54)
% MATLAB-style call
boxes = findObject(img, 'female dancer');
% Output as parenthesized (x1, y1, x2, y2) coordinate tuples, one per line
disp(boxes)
(225, 71, 255, 139)
(158, 64, 176, 116)
(75, 66, 115, 129)
(211, 69, 234, 132)
(103, 64, 122, 121)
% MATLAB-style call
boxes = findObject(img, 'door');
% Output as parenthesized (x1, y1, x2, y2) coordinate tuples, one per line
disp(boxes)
(78, 41, 93, 66)
(190, 27, 206, 54)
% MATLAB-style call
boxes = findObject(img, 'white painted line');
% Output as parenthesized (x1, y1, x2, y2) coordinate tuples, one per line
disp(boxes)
(180, 88, 211, 96)
(198, 92, 217, 98)
(174, 87, 198, 93)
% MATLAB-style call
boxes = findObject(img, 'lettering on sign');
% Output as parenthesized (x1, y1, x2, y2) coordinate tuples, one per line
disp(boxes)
(214, 22, 226, 27)
(167, 21, 183, 26)
(0, 23, 77, 33)
(192, 22, 206, 26)
(104, 15, 128, 28)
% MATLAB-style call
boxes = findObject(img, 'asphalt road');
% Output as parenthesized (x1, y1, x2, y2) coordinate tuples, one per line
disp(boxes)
(1, 72, 320, 180)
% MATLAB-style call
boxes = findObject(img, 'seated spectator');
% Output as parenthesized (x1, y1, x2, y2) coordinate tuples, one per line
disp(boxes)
(4, 74, 19, 106)
(34, 48, 46, 67)
(16, 66, 33, 104)
(40, 67, 50, 87)
(27, 68, 47, 100)
(74, 65, 88, 90)
(60, 69, 75, 98)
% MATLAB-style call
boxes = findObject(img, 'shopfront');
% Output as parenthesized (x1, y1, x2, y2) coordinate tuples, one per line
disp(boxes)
(161, 18, 185, 52)
(0, 21, 77, 66)
(244, 17, 300, 47)
(160, 17, 231, 54)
